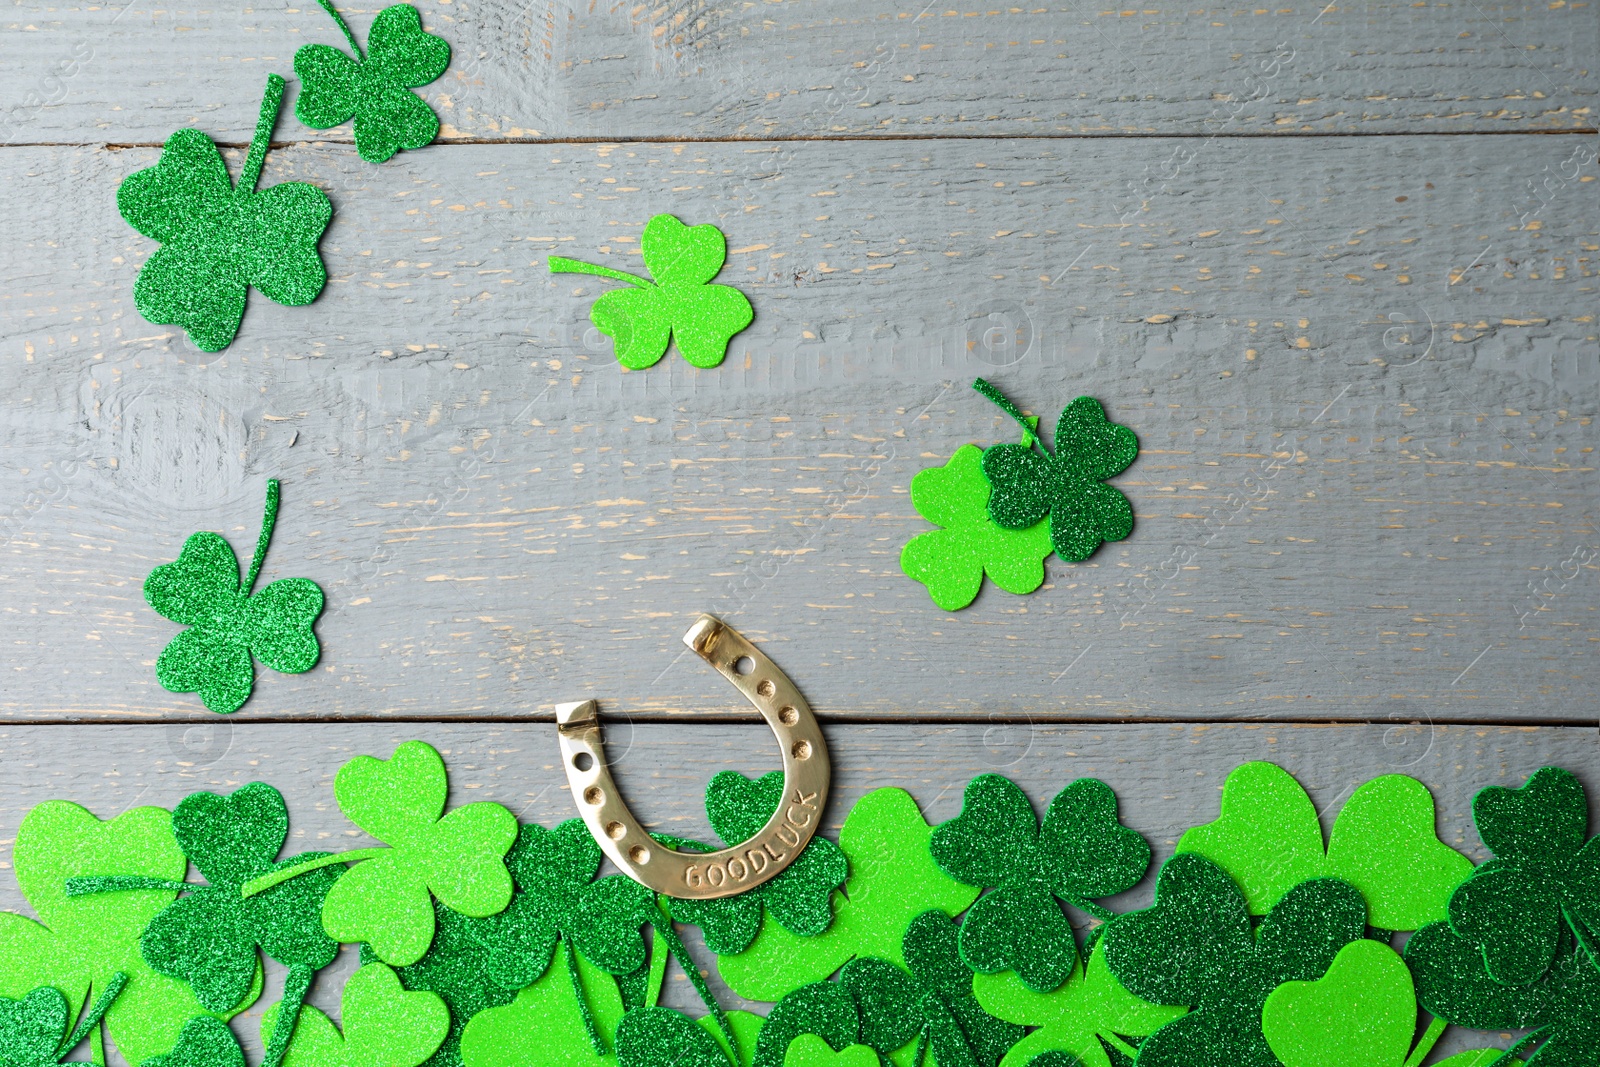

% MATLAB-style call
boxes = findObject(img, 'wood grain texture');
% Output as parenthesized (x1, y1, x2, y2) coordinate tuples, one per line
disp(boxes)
(1, 134, 1594, 722)
(1, 0, 1596, 144)
(0, 721, 1591, 1060)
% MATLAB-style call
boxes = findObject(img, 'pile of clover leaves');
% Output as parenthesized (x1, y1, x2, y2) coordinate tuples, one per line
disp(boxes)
(0, 744, 1587, 1067)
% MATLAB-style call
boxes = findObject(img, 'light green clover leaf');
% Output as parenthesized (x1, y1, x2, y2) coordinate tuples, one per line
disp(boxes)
(1262, 939, 1446, 1067)
(782, 1035, 880, 1067)
(294, 2, 451, 163)
(549, 214, 754, 369)
(139, 1018, 244, 1067)
(0, 801, 218, 1066)
(1177, 761, 1472, 930)
(120, 75, 330, 352)
(901, 444, 1054, 611)
(613, 1008, 764, 1067)
(318, 741, 518, 965)
(973, 939, 1184, 1067)
(262, 963, 448, 1067)
(716, 788, 980, 1001)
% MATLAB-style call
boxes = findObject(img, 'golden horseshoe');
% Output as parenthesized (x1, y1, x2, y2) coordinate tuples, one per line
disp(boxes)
(556, 614, 831, 899)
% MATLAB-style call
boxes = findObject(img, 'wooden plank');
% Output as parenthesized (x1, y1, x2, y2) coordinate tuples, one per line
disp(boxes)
(1, 133, 1594, 723)
(1, 0, 1595, 144)
(0, 721, 1590, 1059)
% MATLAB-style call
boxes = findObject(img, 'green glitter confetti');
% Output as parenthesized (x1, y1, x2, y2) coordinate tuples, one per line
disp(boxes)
(72, 783, 344, 1067)
(1262, 939, 1446, 1067)
(248, 740, 516, 968)
(718, 788, 978, 1002)
(1100, 853, 1367, 1067)
(1407, 920, 1599, 1066)
(1446, 766, 1600, 986)
(973, 938, 1182, 1067)
(548, 214, 754, 369)
(0, 801, 222, 1066)
(1176, 762, 1473, 930)
(294, 1, 451, 163)
(840, 910, 1023, 1067)
(972, 380, 1137, 562)
(901, 442, 1054, 612)
(930, 775, 1149, 993)
(139, 1017, 245, 1067)
(144, 479, 324, 716)
(119, 74, 331, 353)
(261, 963, 447, 1067)
(661, 771, 847, 958)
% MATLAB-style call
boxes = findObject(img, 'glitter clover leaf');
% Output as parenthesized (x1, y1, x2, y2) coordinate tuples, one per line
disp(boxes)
(1099, 853, 1367, 1067)
(0, 801, 216, 1067)
(0, 977, 128, 1067)
(753, 983, 861, 1067)
(458, 939, 631, 1067)
(901, 442, 1054, 611)
(614, 1007, 763, 1067)
(659, 770, 848, 957)
(930, 775, 1150, 993)
(839, 911, 1024, 1067)
(718, 788, 979, 1002)
(239, 741, 516, 969)
(259, 962, 448, 1067)
(144, 479, 324, 715)
(1261, 939, 1448, 1067)
(1407, 919, 1600, 1066)
(66, 783, 344, 1067)
(1176, 762, 1473, 930)
(294, 1, 451, 163)
(140, 1018, 245, 1067)
(548, 214, 754, 369)
(1445, 766, 1600, 986)
(119, 74, 331, 352)
(972, 379, 1138, 562)
(973, 936, 1183, 1067)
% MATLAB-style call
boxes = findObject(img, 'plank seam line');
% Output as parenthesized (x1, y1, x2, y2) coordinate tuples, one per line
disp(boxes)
(8, 716, 1596, 729)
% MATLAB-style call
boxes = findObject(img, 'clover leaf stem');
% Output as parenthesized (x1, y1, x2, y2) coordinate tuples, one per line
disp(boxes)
(1561, 905, 1600, 973)
(1066, 897, 1115, 923)
(650, 912, 736, 1050)
(238, 846, 391, 898)
(57, 970, 129, 1058)
(63, 875, 196, 896)
(911, 1028, 929, 1067)
(1102, 1032, 1139, 1060)
(263, 963, 314, 1067)
(243, 478, 282, 594)
(547, 257, 653, 289)
(563, 938, 607, 1055)
(239, 76, 287, 198)
(1400, 1015, 1446, 1067)
(973, 378, 1043, 451)
(313, 0, 365, 60)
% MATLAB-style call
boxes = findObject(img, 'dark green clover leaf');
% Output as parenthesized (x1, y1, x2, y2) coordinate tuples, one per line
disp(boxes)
(294, 1, 451, 163)
(140, 1017, 245, 1067)
(753, 983, 862, 1067)
(476, 821, 656, 1054)
(841, 911, 1024, 1067)
(930, 775, 1150, 993)
(1447, 766, 1600, 986)
(135, 784, 341, 1067)
(1407, 920, 1600, 1067)
(659, 771, 847, 957)
(616, 1006, 763, 1067)
(0, 976, 127, 1067)
(549, 214, 754, 369)
(144, 480, 323, 715)
(972, 379, 1138, 562)
(119, 75, 330, 353)
(1100, 853, 1367, 1067)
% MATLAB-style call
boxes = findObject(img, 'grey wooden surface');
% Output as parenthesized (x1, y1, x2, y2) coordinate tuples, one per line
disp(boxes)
(0, 132, 1595, 721)
(0, 0, 1597, 1058)
(0, 721, 1594, 1060)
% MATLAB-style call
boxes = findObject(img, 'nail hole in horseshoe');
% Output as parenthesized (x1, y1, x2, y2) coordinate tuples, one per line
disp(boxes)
(572, 752, 594, 773)
(792, 739, 812, 761)
(583, 786, 604, 805)
(732, 656, 755, 676)
(606, 821, 626, 840)
(779, 706, 799, 726)
(629, 845, 651, 864)
(756, 679, 775, 698)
